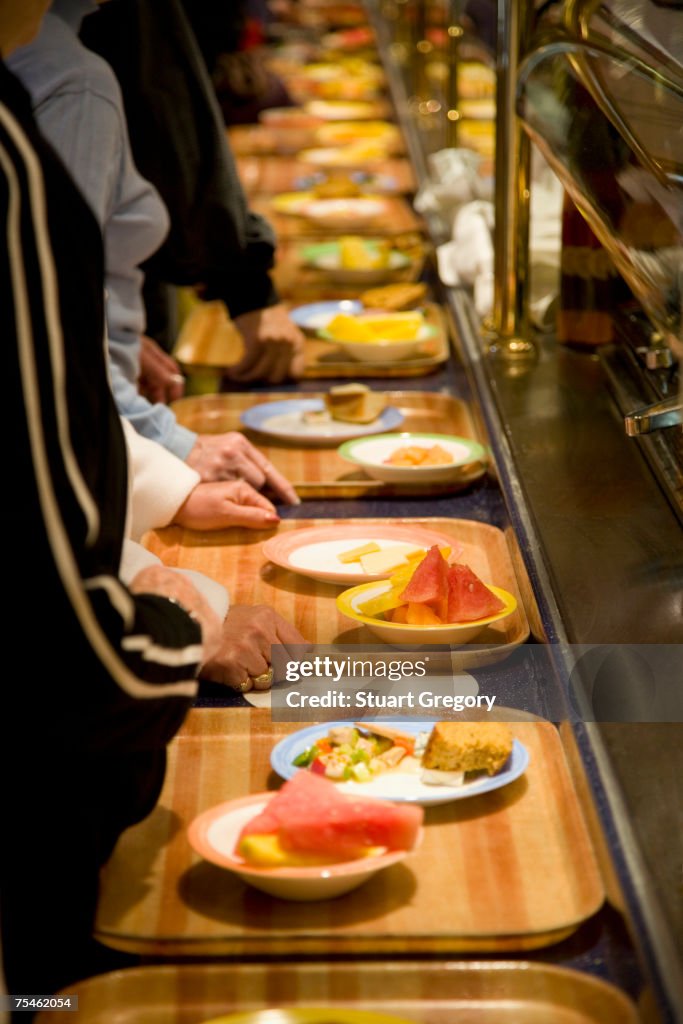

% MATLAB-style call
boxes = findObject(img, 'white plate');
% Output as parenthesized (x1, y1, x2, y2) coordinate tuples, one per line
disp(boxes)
(240, 399, 403, 445)
(300, 197, 388, 227)
(261, 523, 460, 584)
(271, 721, 529, 806)
(290, 300, 363, 332)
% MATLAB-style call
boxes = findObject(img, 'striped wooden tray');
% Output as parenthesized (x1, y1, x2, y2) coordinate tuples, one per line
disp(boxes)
(227, 113, 395, 154)
(36, 961, 637, 1024)
(93, 710, 604, 957)
(251, 195, 422, 238)
(170, 391, 486, 498)
(235, 155, 417, 195)
(174, 302, 449, 381)
(272, 236, 428, 303)
(143, 517, 529, 668)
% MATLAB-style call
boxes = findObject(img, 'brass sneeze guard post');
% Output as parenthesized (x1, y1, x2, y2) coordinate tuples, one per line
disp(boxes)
(488, 0, 537, 360)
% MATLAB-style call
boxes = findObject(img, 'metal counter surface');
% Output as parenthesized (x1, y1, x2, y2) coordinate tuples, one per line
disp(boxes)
(446, 289, 683, 1022)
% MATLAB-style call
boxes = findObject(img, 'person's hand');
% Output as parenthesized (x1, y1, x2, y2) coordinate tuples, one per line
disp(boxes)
(174, 480, 281, 530)
(129, 564, 223, 662)
(200, 604, 306, 692)
(138, 334, 185, 404)
(230, 303, 306, 383)
(186, 431, 300, 504)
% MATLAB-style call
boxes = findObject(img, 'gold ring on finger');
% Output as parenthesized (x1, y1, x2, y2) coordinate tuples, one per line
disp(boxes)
(251, 668, 274, 688)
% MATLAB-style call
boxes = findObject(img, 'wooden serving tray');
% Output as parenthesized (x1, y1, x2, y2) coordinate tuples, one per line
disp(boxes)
(94, 710, 604, 957)
(227, 113, 394, 154)
(251, 195, 423, 238)
(36, 961, 637, 1024)
(170, 391, 486, 498)
(272, 236, 428, 303)
(174, 302, 449, 381)
(298, 304, 448, 378)
(235, 154, 418, 195)
(143, 517, 529, 668)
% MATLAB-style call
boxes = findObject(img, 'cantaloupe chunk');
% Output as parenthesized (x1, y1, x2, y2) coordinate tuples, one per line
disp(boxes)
(404, 602, 443, 625)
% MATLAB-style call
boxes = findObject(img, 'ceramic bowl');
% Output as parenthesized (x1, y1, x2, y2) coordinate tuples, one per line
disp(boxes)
(305, 248, 412, 286)
(188, 793, 420, 901)
(318, 325, 436, 363)
(336, 580, 518, 647)
(338, 432, 488, 482)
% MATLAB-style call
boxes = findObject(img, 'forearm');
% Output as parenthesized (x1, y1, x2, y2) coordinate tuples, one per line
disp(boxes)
(111, 363, 197, 459)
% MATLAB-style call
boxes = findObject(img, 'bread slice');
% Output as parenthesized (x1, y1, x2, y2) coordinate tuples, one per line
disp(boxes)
(421, 722, 513, 775)
(360, 281, 428, 311)
(323, 383, 387, 423)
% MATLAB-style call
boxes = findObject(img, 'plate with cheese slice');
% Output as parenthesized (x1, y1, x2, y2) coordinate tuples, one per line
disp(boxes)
(240, 396, 403, 446)
(261, 523, 460, 585)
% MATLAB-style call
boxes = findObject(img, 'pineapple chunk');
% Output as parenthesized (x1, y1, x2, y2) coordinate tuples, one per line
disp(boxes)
(359, 543, 423, 575)
(337, 541, 381, 564)
(239, 833, 382, 866)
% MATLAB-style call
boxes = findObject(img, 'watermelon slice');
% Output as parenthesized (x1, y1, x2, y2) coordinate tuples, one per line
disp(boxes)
(238, 772, 423, 860)
(399, 545, 448, 606)
(446, 564, 506, 622)
(239, 771, 333, 839)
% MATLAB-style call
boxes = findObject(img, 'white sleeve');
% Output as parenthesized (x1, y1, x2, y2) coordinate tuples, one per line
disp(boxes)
(121, 418, 200, 541)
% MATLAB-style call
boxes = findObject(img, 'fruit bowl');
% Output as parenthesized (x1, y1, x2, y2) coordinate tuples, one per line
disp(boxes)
(338, 432, 488, 482)
(188, 793, 420, 901)
(300, 238, 416, 286)
(336, 580, 518, 646)
(318, 313, 436, 363)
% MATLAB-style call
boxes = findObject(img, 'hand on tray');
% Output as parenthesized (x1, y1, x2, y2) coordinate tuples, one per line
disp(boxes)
(129, 564, 223, 663)
(200, 603, 307, 692)
(229, 303, 306, 383)
(186, 430, 300, 504)
(175, 480, 281, 530)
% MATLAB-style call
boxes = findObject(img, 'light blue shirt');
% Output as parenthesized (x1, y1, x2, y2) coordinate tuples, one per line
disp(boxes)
(9, 0, 197, 458)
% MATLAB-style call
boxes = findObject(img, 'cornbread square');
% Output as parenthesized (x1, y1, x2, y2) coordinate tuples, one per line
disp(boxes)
(422, 721, 513, 775)
(324, 383, 387, 423)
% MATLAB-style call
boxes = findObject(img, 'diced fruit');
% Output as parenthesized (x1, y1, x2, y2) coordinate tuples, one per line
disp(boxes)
(238, 772, 423, 862)
(384, 444, 454, 467)
(362, 312, 423, 340)
(446, 564, 506, 622)
(374, 546, 505, 626)
(388, 605, 410, 623)
(404, 602, 443, 625)
(338, 541, 380, 564)
(326, 309, 424, 343)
